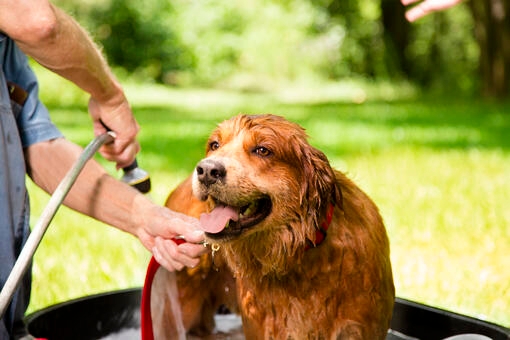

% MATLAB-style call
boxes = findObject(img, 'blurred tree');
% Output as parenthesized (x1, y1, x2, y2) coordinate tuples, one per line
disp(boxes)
(322, 0, 387, 78)
(91, 0, 195, 82)
(51, 0, 481, 95)
(167, 0, 347, 87)
(56, 0, 194, 83)
(469, 0, 510, 98)
(380, 0, 411, 77)
(316, 0, 478, 94)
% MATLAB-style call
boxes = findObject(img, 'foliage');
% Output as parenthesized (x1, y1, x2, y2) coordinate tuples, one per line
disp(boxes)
(89, 0, 193, 82)
(54, 0, 480, 94)
(315, 0, 478, 92)
(469, 0, 510, 98)
(55, 0, 193, 82)
(404, 4, 479, 93)
(314, 0, 387, 78)
(165, 0, 344, 87)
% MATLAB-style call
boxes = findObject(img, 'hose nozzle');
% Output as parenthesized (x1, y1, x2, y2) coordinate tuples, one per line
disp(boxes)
(121, 159, 151, 193)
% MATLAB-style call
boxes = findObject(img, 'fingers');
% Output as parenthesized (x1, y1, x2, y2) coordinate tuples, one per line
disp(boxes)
(152, 237, 208, 272)
(404, 3, 431, 22)
(402, 0, 463, 22)
(401, 0, 421, 5)
(181, 229, 207, 244)
(157, 207, 202, 238)
(99, 138, 140, 169)
(134, 204, 207, 272)
(88, 96, 140, 168)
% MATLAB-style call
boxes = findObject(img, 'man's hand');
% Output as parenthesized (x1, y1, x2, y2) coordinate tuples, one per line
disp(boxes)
(132, 199, 209, 271)
(88, 94, 140, 169)
(26, 138, 208, 273)
(401, 0, 463, 22)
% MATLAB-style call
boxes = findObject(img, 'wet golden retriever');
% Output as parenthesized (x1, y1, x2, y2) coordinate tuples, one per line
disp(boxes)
(151, 114, 395, 339)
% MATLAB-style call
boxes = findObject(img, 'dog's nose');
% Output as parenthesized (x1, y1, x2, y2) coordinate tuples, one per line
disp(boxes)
(196, 159, 226, 186)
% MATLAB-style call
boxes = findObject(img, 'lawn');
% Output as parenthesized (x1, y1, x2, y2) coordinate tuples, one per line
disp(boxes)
(25, 71, 510, 328)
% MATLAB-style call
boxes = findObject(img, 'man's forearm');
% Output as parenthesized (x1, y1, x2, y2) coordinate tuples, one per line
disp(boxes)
(25, 138, 209, 271)
(25, 138, 145, 236)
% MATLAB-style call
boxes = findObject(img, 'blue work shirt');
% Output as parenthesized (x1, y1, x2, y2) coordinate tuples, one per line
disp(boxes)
(0, 33, 62, 338)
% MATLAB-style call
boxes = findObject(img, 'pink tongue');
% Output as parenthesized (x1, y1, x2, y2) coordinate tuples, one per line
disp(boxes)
(199, 205, 239, 233)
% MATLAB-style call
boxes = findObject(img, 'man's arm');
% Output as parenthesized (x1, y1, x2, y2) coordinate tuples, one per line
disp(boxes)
(0, 0, 138, 168)
(0, 1, 117, 102)
(25, 138, 208, 271)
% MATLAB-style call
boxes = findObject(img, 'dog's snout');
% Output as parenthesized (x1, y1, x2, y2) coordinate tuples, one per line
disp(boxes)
(196, 159, 226, 186)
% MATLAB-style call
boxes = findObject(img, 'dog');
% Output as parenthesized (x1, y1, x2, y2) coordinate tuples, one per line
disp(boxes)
(151, 114, 395, 339)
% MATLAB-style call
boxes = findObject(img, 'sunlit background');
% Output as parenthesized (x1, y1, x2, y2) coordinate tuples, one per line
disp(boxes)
(25, 0, 509, 329)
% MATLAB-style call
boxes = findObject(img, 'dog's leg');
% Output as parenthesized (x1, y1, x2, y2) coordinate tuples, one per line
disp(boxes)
(151, 267, 186, 340)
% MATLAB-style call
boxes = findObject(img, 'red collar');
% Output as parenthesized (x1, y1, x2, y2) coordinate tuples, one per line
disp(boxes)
(306, 203, 334, 250)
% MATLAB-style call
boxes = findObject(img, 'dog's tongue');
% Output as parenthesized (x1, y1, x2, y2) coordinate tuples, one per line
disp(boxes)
(199, 205, 239, 233)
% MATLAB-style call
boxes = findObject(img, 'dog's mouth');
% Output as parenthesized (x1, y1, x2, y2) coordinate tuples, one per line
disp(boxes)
(199, 196, 272, 240)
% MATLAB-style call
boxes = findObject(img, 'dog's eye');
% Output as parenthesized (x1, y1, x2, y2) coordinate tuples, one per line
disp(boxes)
(254, 146, 271, 157)
(209, 141, 220, 151)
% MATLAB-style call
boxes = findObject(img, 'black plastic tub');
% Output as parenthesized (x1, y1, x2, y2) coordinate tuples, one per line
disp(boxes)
(26, 288, 141, 340)
(26, 288, 509, 340)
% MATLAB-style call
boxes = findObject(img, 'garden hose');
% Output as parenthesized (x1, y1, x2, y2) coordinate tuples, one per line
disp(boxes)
(0, 131, 150, 318)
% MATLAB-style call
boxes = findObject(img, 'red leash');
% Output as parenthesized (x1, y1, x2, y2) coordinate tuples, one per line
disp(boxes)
(141, 256, 160, 340)
(141, 237, 186, 340)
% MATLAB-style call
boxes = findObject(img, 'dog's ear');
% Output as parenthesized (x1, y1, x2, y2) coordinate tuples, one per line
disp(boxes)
(298, 143, 343, 222)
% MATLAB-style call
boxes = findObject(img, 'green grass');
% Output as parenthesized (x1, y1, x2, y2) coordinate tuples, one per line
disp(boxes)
(26, 70, 510, 328)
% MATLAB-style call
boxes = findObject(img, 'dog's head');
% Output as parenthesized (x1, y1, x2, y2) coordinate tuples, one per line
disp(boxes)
(192, 114, 342, 253)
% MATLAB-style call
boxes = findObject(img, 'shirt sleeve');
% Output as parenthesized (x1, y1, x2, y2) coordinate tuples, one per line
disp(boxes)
(2, 36, 63, 148)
